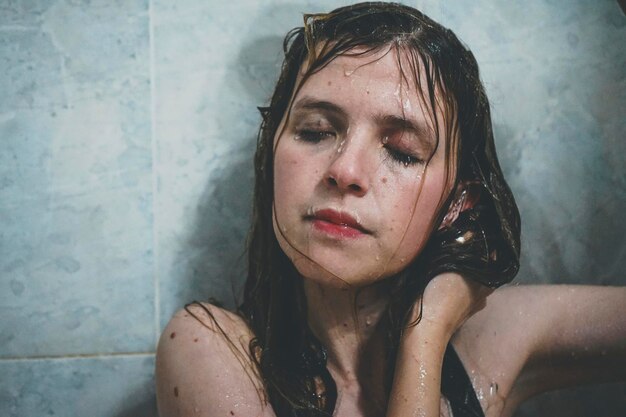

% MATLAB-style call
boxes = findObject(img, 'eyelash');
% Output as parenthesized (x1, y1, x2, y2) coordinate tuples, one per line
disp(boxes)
(385, 146, 422, 167)
(295, 129, 423, 167)
(295, 129, 336, 143)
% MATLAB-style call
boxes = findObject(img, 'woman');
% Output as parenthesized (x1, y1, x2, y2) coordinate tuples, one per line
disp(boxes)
(155, 3, 626, 417)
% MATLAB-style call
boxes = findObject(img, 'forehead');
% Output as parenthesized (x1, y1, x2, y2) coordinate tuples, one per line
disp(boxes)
(294, 47, 441, 126)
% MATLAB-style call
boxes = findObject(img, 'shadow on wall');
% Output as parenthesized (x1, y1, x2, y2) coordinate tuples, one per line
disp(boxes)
(172, 5, 301, 309)
(115, 393, 157, 417)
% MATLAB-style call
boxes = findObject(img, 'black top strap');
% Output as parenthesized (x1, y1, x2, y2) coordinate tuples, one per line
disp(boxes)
(441, 344, 485, 417)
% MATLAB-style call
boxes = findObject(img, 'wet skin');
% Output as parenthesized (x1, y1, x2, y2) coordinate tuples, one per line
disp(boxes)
(272, 48, 453, 288)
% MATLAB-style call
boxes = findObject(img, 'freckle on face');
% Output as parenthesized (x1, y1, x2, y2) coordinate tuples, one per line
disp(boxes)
(272, 50, 449, 287)
(170, 332, 176, 339)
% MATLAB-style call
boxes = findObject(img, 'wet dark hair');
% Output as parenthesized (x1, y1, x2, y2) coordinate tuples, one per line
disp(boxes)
(236, 2, 521, 415)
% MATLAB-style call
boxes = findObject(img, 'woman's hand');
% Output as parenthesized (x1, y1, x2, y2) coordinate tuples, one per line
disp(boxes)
(386, 272, 493, 417)
(418, 272, 494, 338)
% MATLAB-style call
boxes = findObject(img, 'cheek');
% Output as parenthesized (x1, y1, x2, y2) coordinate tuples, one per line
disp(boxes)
(387, 171, 448, 261)
(272, 153, 300, 257)
(273, 147, 299, 213)
(273, 143, 321, 239)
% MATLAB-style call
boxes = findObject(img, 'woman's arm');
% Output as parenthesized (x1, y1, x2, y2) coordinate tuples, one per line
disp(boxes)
(453, 284, 626, 415)
(155, 304, 276, 417)
(502, 285, 625, 404)
(386, 273, 492, 417)
(386, 279, 626, 417)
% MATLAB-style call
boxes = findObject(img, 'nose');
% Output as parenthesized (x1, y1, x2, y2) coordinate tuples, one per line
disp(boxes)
(324, 139, 369, 196)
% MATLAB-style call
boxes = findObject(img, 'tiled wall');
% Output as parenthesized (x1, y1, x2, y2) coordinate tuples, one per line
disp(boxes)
(1, 1, 624, 416)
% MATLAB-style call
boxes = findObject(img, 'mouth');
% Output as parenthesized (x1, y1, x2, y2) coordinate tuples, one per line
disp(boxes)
(305, 208, 371, 238)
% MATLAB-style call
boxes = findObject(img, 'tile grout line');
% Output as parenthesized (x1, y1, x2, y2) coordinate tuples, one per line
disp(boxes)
(0, 352, 156, 362)
(149, 0, 161, 347)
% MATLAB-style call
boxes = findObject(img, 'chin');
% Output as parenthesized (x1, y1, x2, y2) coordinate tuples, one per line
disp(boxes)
(289, 252, 399, 290)
(274, 224, 419, 289)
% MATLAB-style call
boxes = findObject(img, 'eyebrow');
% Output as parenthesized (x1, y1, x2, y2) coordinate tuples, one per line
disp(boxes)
(376, 114, 433, 145)
(292, 96, 434, 145)
(292, 97, 347, 118)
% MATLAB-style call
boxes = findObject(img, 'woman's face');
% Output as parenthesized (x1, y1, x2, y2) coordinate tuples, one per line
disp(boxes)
(273, 48, 452, 288)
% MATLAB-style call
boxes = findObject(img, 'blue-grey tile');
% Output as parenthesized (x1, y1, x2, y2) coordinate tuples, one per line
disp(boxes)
(151, 1, 293, 324)
(434, 1, 626, 287)
(0, 355, 156, 417)
(1, 182, 155, 357)
(474, 55, 625, 283)
(441, 0, 625, 66)
(0, 0, 154, 356)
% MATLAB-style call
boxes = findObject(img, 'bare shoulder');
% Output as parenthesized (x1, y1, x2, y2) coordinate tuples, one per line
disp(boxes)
(156, 303, 276, 417)
(452, 284, 626, 417)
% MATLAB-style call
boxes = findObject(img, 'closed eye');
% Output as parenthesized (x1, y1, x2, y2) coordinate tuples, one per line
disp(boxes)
(295, 129, 336, 143)
(384, 146, 423, 167)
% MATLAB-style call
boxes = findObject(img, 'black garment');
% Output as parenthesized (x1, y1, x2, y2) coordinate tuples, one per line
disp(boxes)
(441, 344, 485, 417)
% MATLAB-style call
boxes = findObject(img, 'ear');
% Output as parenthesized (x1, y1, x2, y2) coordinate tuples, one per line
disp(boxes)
(438, 181, 482, 229)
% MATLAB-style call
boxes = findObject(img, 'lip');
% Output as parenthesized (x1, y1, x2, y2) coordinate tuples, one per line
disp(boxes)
(306, 208, 370, 239)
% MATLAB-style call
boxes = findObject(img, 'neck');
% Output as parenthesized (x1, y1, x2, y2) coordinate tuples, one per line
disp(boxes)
(303, 278, 392, 388)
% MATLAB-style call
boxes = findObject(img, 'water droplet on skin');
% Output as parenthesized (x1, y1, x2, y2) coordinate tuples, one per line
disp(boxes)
(476, 388, 484, 400)
(393, 84, 401, 100)
(402, 98, 413, 112)
(344, 68, 355, 76)
(489, 382, 499, 396)
(337, 139, 346, 153)
(418, 363, 427, 379)
(381, 136, 389, 145)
